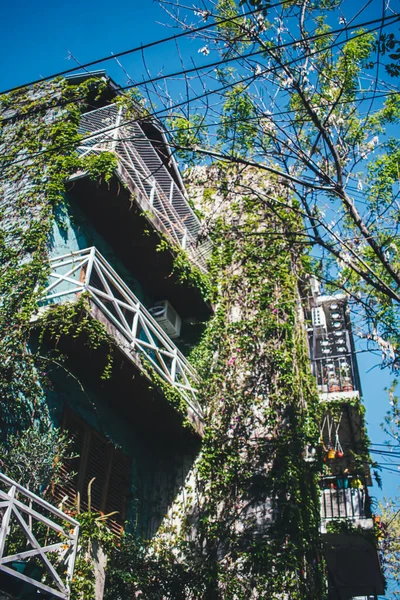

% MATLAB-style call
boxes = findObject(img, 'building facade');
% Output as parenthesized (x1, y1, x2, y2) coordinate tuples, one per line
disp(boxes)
(0, 73, 384, 599)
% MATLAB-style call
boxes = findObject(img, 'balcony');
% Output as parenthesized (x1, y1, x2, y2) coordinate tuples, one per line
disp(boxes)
(74, 104, 211, 273)
(0, 472, 79, 600)
(37, 247, 204, 433)
(320, 478, 373, 534)
(320, 478, 384, 598)
(313, 355, 360, 402)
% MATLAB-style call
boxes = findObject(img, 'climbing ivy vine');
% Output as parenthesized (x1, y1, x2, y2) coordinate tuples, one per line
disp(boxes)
(0, 78, 116, 448)
(101, 164, 327, 599)
(0, 78, 374, 599)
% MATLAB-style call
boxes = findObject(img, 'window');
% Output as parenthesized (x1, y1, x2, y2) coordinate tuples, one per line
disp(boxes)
(53, 409, 131, 535)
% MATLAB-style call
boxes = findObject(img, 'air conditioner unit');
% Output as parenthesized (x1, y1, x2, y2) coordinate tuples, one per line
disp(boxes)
(149, 300, 182, 339)
(311, 306, 326, 329)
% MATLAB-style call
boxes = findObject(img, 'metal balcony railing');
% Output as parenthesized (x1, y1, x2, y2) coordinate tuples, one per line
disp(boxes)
(313, 355, 359, 395)
(320, 478, 370, 523)
(0, 472, 79, 599)
(75, 104, 212, 272)
(38, 247, 203, 421)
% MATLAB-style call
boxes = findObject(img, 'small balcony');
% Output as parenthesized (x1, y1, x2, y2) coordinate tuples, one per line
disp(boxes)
(0, 472, 79, 600)
(312, 355, 360, 402)
(75, 104, 211, 273)
(320, 478, 373, 534)
(320, 478, 385, 598)
(36, 247, 204, 433)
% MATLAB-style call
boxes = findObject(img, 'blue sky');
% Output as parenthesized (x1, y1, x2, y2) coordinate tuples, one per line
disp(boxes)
(0, 0, 197, 92)
(1, 0, 399, 527)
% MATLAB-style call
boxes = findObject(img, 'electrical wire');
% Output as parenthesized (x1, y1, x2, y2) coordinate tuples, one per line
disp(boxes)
(117, 15, 399, 92)
(3, 4, 397, 98)
(0, 2, 286, 96)
(2, 14, 397, 128)
(1, 17, 396, 173)
(370, 443, 400, 448)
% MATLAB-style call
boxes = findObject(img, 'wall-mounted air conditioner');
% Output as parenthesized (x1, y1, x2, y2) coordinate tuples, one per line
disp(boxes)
(149, 300, 182, 339)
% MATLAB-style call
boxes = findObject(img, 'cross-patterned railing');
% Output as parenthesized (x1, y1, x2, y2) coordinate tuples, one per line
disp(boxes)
(0, 472, 79, 600)
(39, 247, 203, 421)
(75, 104, 211, 273)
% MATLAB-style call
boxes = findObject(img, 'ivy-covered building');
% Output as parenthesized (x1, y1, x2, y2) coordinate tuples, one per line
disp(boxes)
(0, 72, 384, 599)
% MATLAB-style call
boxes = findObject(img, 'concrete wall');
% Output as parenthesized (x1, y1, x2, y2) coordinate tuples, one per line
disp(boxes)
(49, 199, 148, 305)
(46, 367, 195, 538)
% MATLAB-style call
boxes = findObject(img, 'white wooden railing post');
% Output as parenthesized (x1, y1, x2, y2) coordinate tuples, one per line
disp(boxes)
(171, 348, 178, 383)
(0, 485, 16, 559)
(181, 228, 187, 250)
(66, 524, 80, 582)
(111, 106, 123, 151)
(149, 181, 156, 206)
(131, 303, 140, 343)
(85, 247, 96, 288)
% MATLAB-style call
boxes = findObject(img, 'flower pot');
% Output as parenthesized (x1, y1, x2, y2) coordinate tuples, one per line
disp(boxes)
(342, 383, 353, 392)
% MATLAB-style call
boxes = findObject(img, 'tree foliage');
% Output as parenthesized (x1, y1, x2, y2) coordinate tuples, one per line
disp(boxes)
(377, 380, 400, 597)
(0, 423, 73, 494)
(379, 497, 400, 597)
(158, 0, 400, 368)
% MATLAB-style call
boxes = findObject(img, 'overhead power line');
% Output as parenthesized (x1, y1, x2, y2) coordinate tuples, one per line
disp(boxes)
(1, 12, 398, 119)
(165, 91, 398, 133)
(1, 18, 395, 172)
(0, 1, 289, 97)
(118, 15, 400, 92)
(370, 443, 400, 448)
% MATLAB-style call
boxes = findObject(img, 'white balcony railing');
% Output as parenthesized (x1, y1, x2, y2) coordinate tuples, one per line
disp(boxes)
(0, 472, 79, 599)
(75, 104, 211, 273)
(38, 247, 203, 422)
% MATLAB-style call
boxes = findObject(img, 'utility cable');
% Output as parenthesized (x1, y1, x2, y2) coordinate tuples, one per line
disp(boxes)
(0, 1, 289, 96)
(1, 13, 398, 127)
(1, 19, 395, 172)
(118, 15, 399, 92)
(386, 507, 400, 526)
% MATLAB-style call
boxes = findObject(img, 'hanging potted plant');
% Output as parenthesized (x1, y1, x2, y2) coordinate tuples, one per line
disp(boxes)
(327, 447, 336, 460)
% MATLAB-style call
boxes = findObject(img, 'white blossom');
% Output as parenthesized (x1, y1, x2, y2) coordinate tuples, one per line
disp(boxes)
(193, 8, 211, 21)
(282, 77, 293, 88)
(260, 117, 274, 134)
(198, 45, 210, 56)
